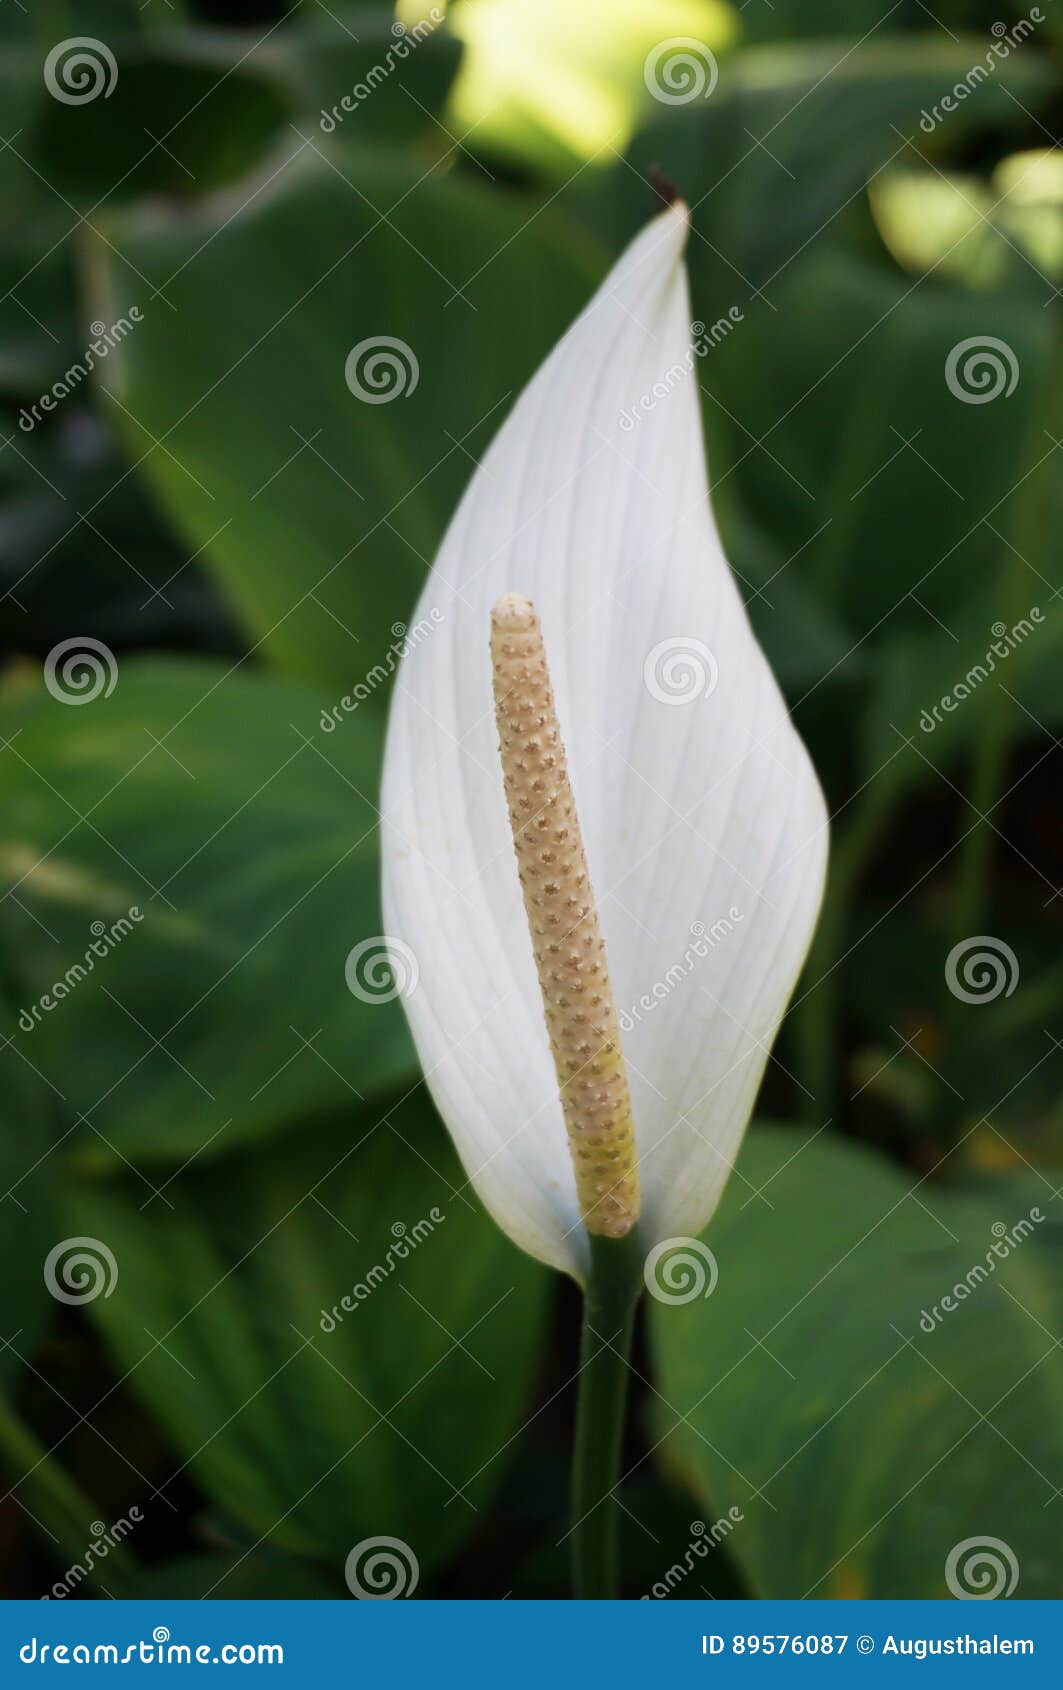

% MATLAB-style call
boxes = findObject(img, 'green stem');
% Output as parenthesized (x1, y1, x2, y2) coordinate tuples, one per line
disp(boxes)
(0, 1393, 140, 1596)
(572, 1232, 643, 1599)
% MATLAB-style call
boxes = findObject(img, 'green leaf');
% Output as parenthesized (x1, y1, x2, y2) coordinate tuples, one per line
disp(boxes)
(0, 51, 49, 242)
(0, 988, 86, 1580)
(0, 238, 75, 395)
(734, 0, 901, 45)
(710, 486, 866, 696)
(626, 35, 1056, 291)
(840, 902, 1063, 1172)
(862, 597, 1063, 802)
(30, 36, 290, 202)
(132, 1552, 341, 1599)
(28, 1, 190, 30)
(871, 153, 1063, 295)
(281, 5, 462, 145)
(21, 10, 458, 209)
(680, 223, 1063, 839)
(86, 144, 602, 690)
(0, 409, 231, 653)
(744, 241, 1041, 589)
(540, 38, 1060, 745)
(0, 1004, 57, 1385)
(0, 658, 414, 1167)
(651, 1125, 1063, 1597)
(61, 1095, 549, 1578)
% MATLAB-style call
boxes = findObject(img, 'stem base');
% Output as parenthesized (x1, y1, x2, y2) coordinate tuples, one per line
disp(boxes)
(572, 1232, 644, 1599)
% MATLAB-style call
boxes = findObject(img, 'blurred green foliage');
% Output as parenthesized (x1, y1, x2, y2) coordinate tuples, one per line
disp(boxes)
(1, 0, 1061, 1599)
(653, 1129, 1063, 1598)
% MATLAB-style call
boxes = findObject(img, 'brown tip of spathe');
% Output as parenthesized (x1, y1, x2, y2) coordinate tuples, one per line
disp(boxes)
(648, 167, 681, 208)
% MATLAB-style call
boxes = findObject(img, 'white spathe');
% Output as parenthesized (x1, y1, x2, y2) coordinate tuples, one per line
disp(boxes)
(381, 202, 828, 1282)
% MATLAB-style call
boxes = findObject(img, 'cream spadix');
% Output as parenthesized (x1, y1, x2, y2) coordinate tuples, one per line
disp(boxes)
(490, 592, 640, 1240)
(381, 201, 828, 1282)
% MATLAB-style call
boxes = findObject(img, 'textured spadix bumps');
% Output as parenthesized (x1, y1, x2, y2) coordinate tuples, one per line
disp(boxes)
(381, 202, 828, 1282)
(491, 593, 639, 1239)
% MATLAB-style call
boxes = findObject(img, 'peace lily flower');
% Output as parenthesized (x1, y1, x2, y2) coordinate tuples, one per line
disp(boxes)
(381, 201, 827, 1286)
